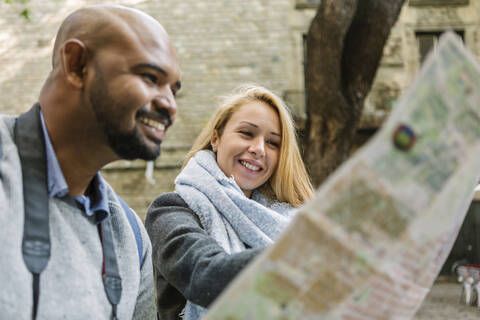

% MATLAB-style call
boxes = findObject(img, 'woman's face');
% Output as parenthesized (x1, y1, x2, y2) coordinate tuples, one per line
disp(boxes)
(211, 100, 281, 197)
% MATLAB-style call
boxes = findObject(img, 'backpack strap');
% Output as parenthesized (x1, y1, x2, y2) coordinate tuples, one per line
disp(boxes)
(118, 196, 143, 267)
(100, 217, 122, 320)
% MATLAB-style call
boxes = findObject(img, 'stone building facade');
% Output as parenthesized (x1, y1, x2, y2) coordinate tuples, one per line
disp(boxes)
(1, 0, 480, 218)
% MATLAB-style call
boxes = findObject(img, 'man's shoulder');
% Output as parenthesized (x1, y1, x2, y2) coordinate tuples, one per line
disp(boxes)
(0, 114, 19, 165)
(0, 114, 16, 139)
(100, 181, 147, 267)
(102, 181, 143, 223)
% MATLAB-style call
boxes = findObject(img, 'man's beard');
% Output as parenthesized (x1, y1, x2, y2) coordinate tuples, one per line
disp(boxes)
(101, 124, 161, 161)
(89, 72, 161, 161)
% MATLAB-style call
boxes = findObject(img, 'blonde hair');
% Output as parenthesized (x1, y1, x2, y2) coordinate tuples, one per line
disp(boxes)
(184, 84, 314, 206)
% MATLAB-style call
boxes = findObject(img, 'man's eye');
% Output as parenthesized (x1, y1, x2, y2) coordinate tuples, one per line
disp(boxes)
(142, 73, 157, 84)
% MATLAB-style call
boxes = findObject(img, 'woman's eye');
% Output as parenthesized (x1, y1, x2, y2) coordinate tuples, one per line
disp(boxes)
(142, 73, 157, 84)
(239, 131, 252, 137)
(267, 141, 280, 148)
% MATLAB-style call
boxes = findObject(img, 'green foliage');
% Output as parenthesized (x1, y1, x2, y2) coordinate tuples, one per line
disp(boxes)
(4, 0, 31, 21)
(4, 0, 30, 4)
(19, 8, 30, 21)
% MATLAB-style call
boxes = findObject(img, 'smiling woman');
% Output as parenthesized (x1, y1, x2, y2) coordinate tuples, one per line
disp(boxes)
(145, 84, 314, 320)
(210, 100, 281, 198)
(184, 84, 313, 205)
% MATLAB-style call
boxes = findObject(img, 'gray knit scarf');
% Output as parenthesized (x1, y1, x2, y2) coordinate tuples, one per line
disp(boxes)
(175, 150, 295, 320)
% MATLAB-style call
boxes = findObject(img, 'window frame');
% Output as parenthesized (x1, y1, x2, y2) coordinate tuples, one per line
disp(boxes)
(295, 0, 321, 9)
(409, 0, 469, 6)
(415, 30, 465, 63)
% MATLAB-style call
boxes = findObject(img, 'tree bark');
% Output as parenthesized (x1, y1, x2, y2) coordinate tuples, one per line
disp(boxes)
(304, 0, 405, 187)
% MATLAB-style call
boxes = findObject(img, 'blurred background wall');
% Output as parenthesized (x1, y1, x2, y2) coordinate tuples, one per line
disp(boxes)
(1, 0, 480, 220)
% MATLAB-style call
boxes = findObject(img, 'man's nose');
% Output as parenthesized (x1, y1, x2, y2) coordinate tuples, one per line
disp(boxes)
(248, 137, 265, 158)
(153, 86, 177, 123)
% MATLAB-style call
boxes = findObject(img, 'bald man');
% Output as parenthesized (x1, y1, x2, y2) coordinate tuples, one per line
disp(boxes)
(0, 5, 180, 319)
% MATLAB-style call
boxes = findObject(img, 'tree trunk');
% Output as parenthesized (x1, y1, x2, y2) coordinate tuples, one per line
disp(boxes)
(304, 0, 405, 187)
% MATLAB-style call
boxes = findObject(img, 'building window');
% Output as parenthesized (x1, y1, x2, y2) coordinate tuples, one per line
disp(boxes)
(416, 30, 464, 63)
(296, 0, 321, 9)
(409, 0, 469, 6)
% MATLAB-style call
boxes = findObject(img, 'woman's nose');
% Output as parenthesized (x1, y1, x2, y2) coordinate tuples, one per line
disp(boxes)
(248, 138, 265, 157)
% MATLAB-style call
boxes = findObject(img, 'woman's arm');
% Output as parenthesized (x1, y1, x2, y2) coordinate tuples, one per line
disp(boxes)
(145, 192, 262, 307)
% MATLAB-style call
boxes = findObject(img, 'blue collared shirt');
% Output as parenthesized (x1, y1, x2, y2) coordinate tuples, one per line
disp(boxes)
(40, 111, 109, 223)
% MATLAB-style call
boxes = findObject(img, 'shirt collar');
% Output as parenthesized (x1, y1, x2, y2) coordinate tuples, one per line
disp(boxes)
(40, 111, 109, 223)
(74, 174, 110, 223)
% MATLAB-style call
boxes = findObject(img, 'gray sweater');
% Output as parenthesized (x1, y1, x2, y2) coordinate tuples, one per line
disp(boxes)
(0, 113, 155, 319)
(145, 192, 262, 320)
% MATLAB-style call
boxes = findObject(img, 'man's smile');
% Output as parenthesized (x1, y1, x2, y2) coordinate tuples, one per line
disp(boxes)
(138, 116, 167, 142)
(139, 116, 166, 131)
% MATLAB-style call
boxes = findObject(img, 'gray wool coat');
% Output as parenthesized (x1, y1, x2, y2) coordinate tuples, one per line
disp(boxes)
(145, 192, 262, 320)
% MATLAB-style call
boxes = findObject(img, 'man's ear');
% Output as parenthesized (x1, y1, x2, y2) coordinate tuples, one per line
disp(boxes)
(61, 39, 88, 89)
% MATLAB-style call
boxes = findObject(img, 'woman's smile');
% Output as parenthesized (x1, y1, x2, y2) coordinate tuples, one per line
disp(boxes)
(239, 159, 263, 172)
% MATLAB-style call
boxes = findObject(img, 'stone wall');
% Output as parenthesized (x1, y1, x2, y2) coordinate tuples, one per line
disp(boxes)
(364, 0, 480, 127)
(2, 0, 480, 218)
